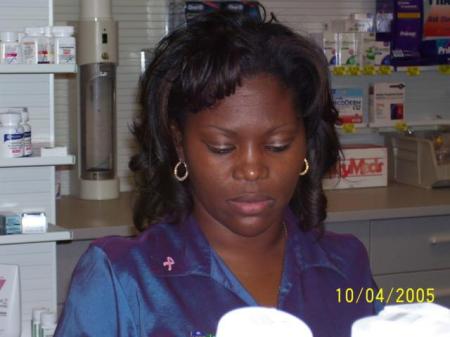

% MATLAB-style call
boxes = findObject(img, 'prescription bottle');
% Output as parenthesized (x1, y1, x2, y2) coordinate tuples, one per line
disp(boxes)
(0, 31, 20, 64)
(39, 311, 56, 337)
(9, 107, 32, 156)
(52, 26, 76, 64)
(43, 27, 54, 64)
(21, 27, 46, 64)
(0, 112, 24, 158)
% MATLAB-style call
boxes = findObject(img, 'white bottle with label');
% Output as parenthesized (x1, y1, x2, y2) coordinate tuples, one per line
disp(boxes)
(0, 32, 21, 64)
(39, 311, 56, 337)
(52, 26, 76, 64)
(31, 308, 48, 337)
(21, 28, 46, 64)
(0, 112, 24, 158)
(0, 264, 21, 337)
(43, 27, 54, 64)
(9, 107, 32, 156)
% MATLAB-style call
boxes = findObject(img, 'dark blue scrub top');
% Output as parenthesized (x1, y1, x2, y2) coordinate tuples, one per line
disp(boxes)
(55, 208, 380, 337)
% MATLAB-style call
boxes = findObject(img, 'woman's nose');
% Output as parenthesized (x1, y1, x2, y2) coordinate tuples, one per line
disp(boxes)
(232, 146, 269, 181)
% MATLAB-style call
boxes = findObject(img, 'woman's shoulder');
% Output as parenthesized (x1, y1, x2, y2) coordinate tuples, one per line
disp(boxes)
(88, 222, 182, 264)
(315, 229, 371, 279)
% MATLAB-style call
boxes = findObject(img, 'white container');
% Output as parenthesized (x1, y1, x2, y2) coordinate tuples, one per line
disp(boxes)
(322, 32, 338, 65)
(323, 144, 388, 190)
(21, 28, 45, 64)
(0, 264, 21, 337)
(9, 107, 32, 157)
(52, 26, 76, 64)
(0, 112, 24, 158)
(0, 32, 21, 65)
(39, 312, 56, 337)
(43, 27, 54, 64)
(216, 307, 313, 337)
(31, 308, 48, 337)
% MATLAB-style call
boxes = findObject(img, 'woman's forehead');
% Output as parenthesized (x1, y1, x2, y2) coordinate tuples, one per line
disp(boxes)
(185, 74, 300, 132)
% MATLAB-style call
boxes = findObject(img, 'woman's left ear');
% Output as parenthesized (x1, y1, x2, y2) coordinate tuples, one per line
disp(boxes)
(169, 121, 185, 160)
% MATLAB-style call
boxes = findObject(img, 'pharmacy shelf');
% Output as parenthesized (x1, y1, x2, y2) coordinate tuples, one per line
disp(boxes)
(0, 64, 77, 74)
(0, 225, 72, 245)
(0, 154, 75, 168)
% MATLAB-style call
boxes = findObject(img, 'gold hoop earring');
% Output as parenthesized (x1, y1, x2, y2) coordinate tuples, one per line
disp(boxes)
(173, 161, 189, 182)
(299, 158, 309, 176)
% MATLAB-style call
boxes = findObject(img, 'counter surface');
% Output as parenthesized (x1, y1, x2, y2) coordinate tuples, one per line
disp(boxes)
(57, 183, 450, 240)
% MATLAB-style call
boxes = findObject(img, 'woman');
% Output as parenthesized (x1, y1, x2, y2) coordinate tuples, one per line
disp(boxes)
(55, 11, 380, 337)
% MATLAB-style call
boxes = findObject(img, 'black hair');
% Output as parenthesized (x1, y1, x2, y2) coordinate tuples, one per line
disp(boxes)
(129, 11, 340, 233)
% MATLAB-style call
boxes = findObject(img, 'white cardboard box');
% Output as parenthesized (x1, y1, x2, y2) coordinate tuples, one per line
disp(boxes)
(323, 144, 388, 189)
(369, 82, 405, 127)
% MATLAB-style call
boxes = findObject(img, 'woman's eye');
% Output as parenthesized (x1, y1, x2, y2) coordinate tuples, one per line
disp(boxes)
(207, 145, 234, 155)
(266, 144, 290, 153)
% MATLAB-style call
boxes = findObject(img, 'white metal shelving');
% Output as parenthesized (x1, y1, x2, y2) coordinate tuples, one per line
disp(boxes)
(0, 64, 77, 74)
(0, 226, 71, 245)
(0, 155, 75, 168)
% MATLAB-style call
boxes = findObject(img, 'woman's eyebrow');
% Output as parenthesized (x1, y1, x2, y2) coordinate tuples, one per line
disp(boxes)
(203, 123, 295, 135)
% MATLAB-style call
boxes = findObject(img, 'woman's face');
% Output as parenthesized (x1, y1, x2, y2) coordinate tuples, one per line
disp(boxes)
(174, 73, 306, 239)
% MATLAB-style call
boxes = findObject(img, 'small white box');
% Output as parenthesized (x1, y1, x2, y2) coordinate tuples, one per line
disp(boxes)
(369, 82, 405, 127)
(323, 144, 388, 189)
(332, 88, 364, 124)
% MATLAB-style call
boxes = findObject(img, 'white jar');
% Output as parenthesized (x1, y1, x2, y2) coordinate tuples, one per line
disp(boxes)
(39, 311, 56, 337)
(21, 27, 46, 64)
(52, 26, 76, 64)
(9, 107, 32, 156)
(31, 307, 48, 337)
(0, 112, 24, 158)
(0, 31, 21, 64)
(43, 27, 54, 64)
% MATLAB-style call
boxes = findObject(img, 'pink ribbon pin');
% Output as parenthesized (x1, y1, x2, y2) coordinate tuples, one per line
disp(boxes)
(163, 256, 175, 271)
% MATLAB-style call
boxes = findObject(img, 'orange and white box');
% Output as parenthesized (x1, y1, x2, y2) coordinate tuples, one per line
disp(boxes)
(323, 144, 388, 190)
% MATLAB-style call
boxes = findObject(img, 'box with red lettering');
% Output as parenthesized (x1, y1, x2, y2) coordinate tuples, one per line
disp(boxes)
(323, 144, 388, 189)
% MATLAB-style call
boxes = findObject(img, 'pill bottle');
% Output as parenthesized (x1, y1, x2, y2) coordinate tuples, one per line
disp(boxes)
(31, 307, 48, 337)
(43, 27, 54, 64)
(0, 112, 24, 158)
(0, 31, 21, 64)
(9, 107, 32, 156)
(52, 26, 76, 64)
(21, 27, 46, 64)
(39, 311, 56, 337)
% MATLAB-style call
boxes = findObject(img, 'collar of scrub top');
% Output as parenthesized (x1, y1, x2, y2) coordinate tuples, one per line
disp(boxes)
(147, 207, 346, 284)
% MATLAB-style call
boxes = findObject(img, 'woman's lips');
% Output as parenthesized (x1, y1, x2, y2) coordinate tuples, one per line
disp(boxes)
(227, 195, 274, 215)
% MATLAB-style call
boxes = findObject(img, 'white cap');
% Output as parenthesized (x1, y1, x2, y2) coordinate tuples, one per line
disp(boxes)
(52, 26, 75, 37)
(40, 311, 56, 327)
(81, 0, 112, 20)
(0, 31, 18, 42)
(352, 303, 450, 337)
(25, 27, 45, 36)
(216, 307, 313, 337)
(0, 112, 21, 126)
(32, 307, 49, 322)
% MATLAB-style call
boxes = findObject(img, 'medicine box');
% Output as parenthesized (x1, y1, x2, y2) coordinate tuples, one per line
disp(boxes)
(369, 82, 405, 127)
(332, 88, 364, 124)
(0, 212, 21, 235)
(323, 144, 388, 190)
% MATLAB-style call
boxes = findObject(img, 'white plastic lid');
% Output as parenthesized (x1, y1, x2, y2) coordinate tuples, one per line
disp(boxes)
(32, 307, 49, 322)
(0, 31, 18, 42)
(25, 27, 45, 36)
(44, 26, 52, 37)
(40, 311, 56, 326)
(216, 307, 313, 337)
(52, 26, 75, 37)
(0, 112, 21, 126)
(352, 303, 450, 337)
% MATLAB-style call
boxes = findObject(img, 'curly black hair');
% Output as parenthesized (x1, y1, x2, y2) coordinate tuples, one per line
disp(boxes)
(129, 11, 340, 232)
